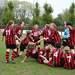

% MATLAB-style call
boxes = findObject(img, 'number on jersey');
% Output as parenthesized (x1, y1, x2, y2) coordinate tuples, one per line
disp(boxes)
(67, 55, 71, 63)
(54, 51, 58, 57)
(6, 29, 10, 35)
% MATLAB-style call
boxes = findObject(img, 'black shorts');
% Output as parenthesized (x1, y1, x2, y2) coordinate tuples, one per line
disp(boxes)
(69, 46, 74, 49)
(62, 38, 74, 49)
(55, 43, 61, 48)
(20, 43, 26, 51)
(62, 38, 68, 47)
(44, 40, 51, 46)
(6, 44, 17, 49)
(32, 52, 38, 59)
(50, 41, 55, 47)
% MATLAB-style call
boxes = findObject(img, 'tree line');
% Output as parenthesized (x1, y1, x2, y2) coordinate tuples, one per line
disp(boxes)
(0, 1, 75, 28)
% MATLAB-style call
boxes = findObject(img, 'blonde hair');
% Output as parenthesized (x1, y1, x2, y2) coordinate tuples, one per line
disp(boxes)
(33, 24, 39, 29)
(50, 23, 58, 30)
(64, 46, 70, 51)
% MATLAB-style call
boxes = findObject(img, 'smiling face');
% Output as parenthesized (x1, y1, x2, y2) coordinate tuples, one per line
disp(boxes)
(50, 23, 55, 30)
(33, 24, 39, 30)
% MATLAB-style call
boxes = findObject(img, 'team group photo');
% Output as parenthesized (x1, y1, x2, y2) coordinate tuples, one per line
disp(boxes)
(0, 0, 75, 75)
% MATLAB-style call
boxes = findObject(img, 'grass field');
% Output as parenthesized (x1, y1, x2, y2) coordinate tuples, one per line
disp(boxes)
(0, 38, 75, 75)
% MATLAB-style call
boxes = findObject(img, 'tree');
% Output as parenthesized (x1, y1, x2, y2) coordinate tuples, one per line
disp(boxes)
(69, 3, 75, 26)
(8, 1, 14, 11)
(54, 14, 64, 26)
(62, 9, 70, 22)
(62, 2, 75, 26)
(41, 3, 53, 25)
(1, 1, 14, 25)
(0, 8, 3, 17)
(32, 2, 40, 25)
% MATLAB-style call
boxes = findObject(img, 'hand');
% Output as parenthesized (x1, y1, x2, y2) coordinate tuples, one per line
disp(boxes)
(36, 41, 39, 45)
(32, 39, 34, 42)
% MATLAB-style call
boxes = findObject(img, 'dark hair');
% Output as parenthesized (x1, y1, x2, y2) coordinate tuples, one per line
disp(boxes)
(18, 21, 24, 25)
(27, 32, 30, 36)
(66, 22, 72, 26)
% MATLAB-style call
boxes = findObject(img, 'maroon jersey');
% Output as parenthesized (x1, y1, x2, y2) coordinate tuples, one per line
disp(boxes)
(38, 48, 45, 64)
(3, 26, 16, 45)
(50, 30, 61, 47)
(52, 48, 63, 67)
(64, 53, 75, 69)
(21, 37, 35, 58)
(26, 44, 36, 58)
(68, 29, 74, 47)
(31, 29, 41, 42)
(45, 48, 50, 60)
(21, 37, 31, 46)
(43, 28, 51, 42)
(47, 55, 53, 66)
(73, 28, 75, 45)
(46, 49, 53, 66)
(26, 47, 35, 58)
(15, 25, 24, 38)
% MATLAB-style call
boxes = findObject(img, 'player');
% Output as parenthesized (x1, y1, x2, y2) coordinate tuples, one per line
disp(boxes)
(2, 20, 20, 63)
(42, 24, 51, 46)
(67, 22, 75, 54)
(38, 47, 45, 64)
(62, 21, 70, 47)
(52, 43, 63, 67)
(44, 45, 51, 60)
(43, 45, 53, 67)
(25, 42, 38, 59)
(49, 23, 61, 48)
(20, 32, 34, 55)
(62, 22, 75, 54)
(63, 46, 75, 69)
(15, 21, 25, 57)
(31, 24, 42, 43)
(20, 32, 38, 62)
(38, 44, 58, 67)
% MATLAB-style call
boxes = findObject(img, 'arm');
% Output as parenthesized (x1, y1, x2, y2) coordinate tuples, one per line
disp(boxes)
(29, 34, 34, 42)
(15, 35, 21, 42)
(2, 30, 6, 41)
(36, 36, 44, 44)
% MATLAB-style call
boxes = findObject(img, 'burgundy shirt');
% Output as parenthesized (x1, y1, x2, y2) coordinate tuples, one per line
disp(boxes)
(15, 25, 24, 38)
(3, 26, 16, 45)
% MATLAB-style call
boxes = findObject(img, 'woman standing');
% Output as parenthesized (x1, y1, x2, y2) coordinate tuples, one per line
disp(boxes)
(3, 20, 20, 63)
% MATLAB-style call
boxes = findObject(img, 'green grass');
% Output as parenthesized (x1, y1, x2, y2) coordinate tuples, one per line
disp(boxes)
(0, 38, 75, 75)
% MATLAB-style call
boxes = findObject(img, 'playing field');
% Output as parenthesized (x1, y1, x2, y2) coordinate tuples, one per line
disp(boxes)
(0, 38, 75, 75)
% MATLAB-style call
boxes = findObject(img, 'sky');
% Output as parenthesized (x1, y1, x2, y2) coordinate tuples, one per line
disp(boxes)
(19, 0, 75, 17)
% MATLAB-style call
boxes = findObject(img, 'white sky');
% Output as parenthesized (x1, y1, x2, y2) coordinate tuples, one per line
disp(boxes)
(19, 0, 75, 17)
